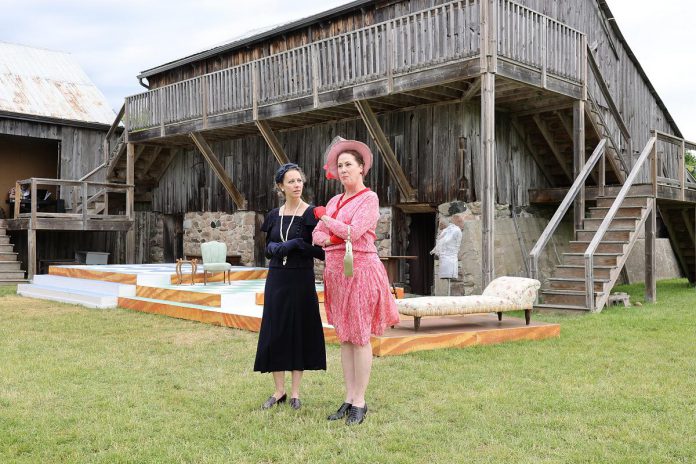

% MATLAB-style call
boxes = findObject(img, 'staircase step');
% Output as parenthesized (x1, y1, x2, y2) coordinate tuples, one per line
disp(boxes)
(0, 236, 10, 245)
(576, 229, 633, 241)
(596, 195, 651, 208)
(17, 283, 118, 309)
(588, 206, 645, 219)
(0, 261, 22, 271)
(0, 252, 18, 260)
(562, 253, 621, 266)
(554, 265, 614, 279)
(534, 303, 591, 312)
(0, 244, 14, 253)
(540, 289, 605, 306)
(568, 240, 628, 253)
(547, 277, 607, 292)
(582, 217, 641, 231)
(0, 271, 26, 280)
(31, 274, 136, 297)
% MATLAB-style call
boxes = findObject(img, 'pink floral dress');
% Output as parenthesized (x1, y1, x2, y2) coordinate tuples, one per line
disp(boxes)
(312, 189, 399, 345)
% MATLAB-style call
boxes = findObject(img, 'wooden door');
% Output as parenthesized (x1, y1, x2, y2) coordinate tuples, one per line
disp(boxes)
(406, 213, 436, 295)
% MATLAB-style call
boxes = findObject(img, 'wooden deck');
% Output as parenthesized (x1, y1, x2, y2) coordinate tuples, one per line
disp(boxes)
(124, 0, 586, 145)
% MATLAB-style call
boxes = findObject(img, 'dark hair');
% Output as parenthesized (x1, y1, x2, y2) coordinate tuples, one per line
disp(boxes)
(274, 163, 302, 184)
(338, 150, 364, 167)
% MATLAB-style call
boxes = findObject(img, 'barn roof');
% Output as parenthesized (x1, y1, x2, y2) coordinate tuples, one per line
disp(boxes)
(0, 42, 115, 126)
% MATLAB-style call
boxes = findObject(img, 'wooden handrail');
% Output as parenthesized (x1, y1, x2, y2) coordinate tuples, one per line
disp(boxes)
(587, 48, 631, 144)
(528, 138, 607, 280)
(79, 162, 107, 181)
(583, 135, 657, 310)
(105, 103, 125, 141)
(16, 178, 133, 189)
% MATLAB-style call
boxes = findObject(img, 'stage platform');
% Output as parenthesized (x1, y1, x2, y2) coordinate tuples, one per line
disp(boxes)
(41, 264, 559, 356)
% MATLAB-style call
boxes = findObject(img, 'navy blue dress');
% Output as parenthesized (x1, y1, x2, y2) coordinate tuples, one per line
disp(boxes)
(253, 206, 326, 373)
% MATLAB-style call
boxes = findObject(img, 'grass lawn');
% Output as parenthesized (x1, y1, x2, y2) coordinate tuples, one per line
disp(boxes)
(1, 280, 695, 463)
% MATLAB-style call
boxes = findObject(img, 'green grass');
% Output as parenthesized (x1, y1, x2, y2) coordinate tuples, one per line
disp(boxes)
(1, 280, 695, 463)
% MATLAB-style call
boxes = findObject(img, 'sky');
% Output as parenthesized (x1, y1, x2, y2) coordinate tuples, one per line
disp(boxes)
(0, 0, 694, 137)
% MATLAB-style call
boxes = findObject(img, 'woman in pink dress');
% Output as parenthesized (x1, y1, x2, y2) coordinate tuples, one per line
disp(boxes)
(312, 137, 400, 425)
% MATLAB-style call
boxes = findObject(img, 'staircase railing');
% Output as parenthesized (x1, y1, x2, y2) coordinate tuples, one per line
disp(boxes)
(528, 138, 607, 281)
(584, 134, 657, 310)
(80, 103, 125, 182)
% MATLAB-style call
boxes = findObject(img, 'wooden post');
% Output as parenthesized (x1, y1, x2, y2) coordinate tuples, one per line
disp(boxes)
(480, 0, 497, 288)
(14, 181, 21, 219)
(679, 139, 685, 201)
(645, 197, 656, 303)
(27, 228, 36, 280)
(255, 120, 291, 165)
(252, 62, 259, 121)
(126, 143, 136, 264)
(354, 100, 417, 202)
(189, 132, 247, 210)
(573, 100, 586, 233)
(30, 179, 37, 225)
(651, 130, 658, 197)
(311, 44, 320, 108)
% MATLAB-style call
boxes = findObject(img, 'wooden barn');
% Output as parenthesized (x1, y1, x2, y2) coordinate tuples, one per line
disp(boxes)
(0, 42, 132, 282)
(20, 0, 696, 312)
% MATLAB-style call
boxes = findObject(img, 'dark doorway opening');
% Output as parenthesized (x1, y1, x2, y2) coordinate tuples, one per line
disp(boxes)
(406, 213, 436, 295)
(163, 214, 184, 262)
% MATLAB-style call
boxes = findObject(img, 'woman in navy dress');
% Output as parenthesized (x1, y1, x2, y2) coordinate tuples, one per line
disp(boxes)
(254, 163, 326, 410)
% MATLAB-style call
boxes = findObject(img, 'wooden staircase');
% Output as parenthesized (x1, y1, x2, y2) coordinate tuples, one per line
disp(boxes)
(106, 133, 173, 187)
(535, 190, 652, 312)
(0, 223, 26, 283)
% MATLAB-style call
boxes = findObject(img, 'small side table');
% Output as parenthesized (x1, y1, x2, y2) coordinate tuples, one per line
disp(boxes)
(175, 258, 198, 285)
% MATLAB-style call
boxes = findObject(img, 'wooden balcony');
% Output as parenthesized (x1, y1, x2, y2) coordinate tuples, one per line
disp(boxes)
(125, 0, 586, 143)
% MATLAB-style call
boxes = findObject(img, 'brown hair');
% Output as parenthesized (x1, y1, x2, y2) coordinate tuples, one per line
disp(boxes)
(338, 150, 365, 167)
(274, 165, 307, 199)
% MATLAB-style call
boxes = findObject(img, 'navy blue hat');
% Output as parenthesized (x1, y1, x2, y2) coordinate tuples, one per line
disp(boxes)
(274, 163, 300, 184)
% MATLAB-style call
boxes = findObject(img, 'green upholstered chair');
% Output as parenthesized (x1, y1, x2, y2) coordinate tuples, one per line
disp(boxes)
(200, 241, 232, 285)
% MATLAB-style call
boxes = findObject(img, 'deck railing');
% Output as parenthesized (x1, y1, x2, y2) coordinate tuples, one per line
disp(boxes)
(126, 0, 585, 133)
(652, 131, 696, 198)
(13, 178, 134, 223)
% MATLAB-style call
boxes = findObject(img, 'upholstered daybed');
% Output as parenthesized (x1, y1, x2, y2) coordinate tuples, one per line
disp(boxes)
(395, 276, 541, 330)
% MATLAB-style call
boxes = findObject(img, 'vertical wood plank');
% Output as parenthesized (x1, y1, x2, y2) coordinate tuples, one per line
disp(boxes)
(28, 228, 36, 280)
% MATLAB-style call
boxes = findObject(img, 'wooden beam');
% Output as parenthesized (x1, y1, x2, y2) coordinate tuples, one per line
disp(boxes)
(189, 132, 247, 210)
(354, 100, 417, 202)
(533, 114, 573, 181)
(126, 144, 135, 219)
(556, 111, 574, 140)
(573, 100, 586, 233)
(255, 120, 291, 165)
(461, 78, 481, 103)
(481, 72, 496, 288)
(510, 119, 556, 186)
(136, 146, 163, 180)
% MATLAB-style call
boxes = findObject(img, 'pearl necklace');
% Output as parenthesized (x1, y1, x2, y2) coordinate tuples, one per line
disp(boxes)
(279, 201, 303, 265)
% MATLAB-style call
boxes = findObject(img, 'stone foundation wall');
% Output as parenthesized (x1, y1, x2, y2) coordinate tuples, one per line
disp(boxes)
(433, 201, 573, 296)
(183, 211, 260, 266)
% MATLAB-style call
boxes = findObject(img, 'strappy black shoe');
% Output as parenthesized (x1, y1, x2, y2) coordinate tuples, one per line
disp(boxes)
(261, 393, 287, 410)
(289, 398, 301, 410)
(345, 404, 368, 425)
(327, 402, 352, 421)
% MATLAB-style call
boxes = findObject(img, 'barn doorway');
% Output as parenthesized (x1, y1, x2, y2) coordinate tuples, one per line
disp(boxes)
(163, 214, 184, 262)
(406, 212, 436, 295)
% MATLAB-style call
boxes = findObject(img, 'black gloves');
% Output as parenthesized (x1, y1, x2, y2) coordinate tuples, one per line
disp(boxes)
(266, 238, 306, 258)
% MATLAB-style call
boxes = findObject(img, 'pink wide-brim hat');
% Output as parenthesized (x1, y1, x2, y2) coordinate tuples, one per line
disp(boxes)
(323, 136, 373, 179)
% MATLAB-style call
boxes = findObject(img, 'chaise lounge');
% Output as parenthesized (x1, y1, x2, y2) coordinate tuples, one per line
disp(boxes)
(395, 276, 541, 330)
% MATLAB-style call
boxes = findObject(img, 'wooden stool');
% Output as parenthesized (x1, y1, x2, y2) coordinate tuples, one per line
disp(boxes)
(175, 258, 198, 285)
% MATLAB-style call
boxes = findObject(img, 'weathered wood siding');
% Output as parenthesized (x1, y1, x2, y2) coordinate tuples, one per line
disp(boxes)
(0, 119, 107, 181)
(152, 101, 550, 213)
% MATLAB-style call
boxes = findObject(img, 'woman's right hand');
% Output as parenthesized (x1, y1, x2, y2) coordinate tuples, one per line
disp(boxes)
(313, 206, 326, 219)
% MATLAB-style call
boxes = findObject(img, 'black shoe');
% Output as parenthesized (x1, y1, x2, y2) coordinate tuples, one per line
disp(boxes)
(345, 404, 368, 425)
(261, 393, 286, 410)
(289, 398, 301, 410)
(327, 402, 352, 421)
